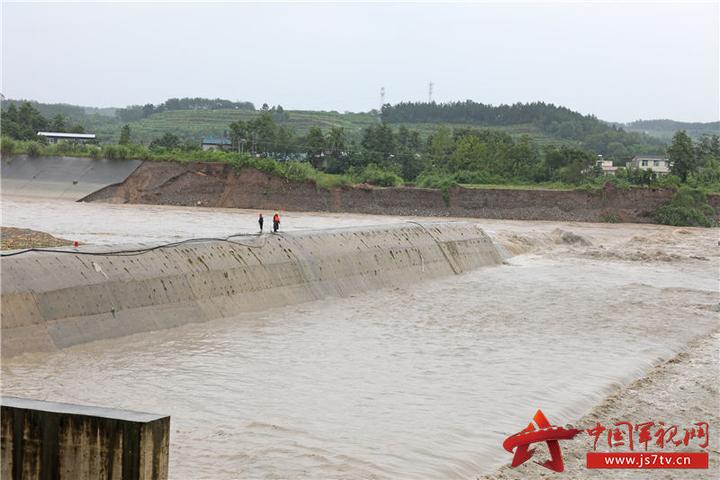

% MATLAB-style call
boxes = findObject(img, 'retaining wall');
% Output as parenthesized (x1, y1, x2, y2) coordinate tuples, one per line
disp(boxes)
(1, 155, 142, 201)
(1, 223, 503, 357)
(0, 396, 169, 480)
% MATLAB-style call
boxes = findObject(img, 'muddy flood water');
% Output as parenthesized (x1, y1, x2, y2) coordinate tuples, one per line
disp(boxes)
(2, 197, 719, 479)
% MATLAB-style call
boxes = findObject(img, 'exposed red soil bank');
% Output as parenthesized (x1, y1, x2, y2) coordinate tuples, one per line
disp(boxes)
(85, 161, 720, 223)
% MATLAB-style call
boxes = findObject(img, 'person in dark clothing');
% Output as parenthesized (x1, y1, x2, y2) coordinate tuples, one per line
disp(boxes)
(273, 212, 280, 233)
(258, 213, 264, 232)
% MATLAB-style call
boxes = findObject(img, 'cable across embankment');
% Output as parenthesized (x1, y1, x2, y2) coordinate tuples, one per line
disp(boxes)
(0, 232, 271, 257)
(1, 222, 504, 358)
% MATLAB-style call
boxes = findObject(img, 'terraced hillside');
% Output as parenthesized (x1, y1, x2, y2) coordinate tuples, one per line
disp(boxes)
(91, 109, 571, 147)
(94, 109, 380, 144)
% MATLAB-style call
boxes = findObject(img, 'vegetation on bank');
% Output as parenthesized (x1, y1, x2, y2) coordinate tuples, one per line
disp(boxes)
(2, 100, 720, 226)
(655, 187, 717, 227)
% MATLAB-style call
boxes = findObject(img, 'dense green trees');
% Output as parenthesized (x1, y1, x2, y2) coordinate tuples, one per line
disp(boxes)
(305, 126, 326, 168)
(2, 103, 49, 139)
(668, 131, 696, 182)
(381, 101, 665, 161)
(1, 102, 83, 140)
(221, 112, 677, 187)
(666, 130, 720, 183)
(149, 133, 182, 150)
(228, 113, 295, 157)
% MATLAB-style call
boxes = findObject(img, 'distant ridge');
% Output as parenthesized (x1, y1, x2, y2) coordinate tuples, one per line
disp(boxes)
(625, 119, 719, 139)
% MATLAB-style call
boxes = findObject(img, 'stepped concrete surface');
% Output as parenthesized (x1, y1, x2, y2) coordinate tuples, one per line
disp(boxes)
(0, 222, 503, 357)
(1, 396, 169, 480)
(1, 155, 142, 201)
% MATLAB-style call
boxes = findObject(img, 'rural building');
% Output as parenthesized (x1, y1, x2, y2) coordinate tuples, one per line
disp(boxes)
(595, 157, 618, 175)
(201, 137, 233, 151)
(37, 132, 96, 144)
(626, 155, 671, 174)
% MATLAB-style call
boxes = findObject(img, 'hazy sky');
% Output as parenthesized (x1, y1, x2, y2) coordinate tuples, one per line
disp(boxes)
(2, 1, 718, 122)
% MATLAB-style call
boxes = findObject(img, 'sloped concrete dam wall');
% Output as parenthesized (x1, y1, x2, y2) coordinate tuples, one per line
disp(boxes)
(1, 223, 503, 357)
(2, 155, 142, 201)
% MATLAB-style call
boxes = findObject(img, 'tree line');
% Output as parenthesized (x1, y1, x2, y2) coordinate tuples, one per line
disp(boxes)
(221, 113, 718, 188)
(1, 102, 86, 140)
(116, 97, 255, 122)
(381, 101, 666, 160)
(3, 101, 719, 194)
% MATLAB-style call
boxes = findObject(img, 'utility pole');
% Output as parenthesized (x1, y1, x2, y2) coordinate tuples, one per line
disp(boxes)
(379, 87, 386, 123)
(428, 82, 433, 103)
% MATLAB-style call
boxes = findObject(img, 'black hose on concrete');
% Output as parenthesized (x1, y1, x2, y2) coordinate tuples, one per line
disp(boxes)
(0, 232, 273, 258)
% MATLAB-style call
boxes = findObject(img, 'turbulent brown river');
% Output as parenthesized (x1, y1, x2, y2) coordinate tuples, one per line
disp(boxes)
(2, 198, 718, 479)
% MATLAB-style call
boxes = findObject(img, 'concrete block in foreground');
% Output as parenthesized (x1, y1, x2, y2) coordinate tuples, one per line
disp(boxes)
(1, 396, 169, 480)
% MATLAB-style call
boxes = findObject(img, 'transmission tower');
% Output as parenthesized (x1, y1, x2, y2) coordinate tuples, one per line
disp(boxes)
(428, 82, 434, 103)
(380, 87, 386, 108)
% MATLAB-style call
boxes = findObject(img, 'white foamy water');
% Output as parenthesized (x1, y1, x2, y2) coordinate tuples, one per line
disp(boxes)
(2, 197, 718, 479)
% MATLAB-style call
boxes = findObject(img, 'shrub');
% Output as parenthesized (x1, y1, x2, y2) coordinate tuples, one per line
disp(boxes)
(312, 172, 351, 189)
(103, 144, 129, 160)
(282, 161, 316, 182)
(26, 141, 42, 157)
(0, 137, 16, 157)
(416, 171, 458, 205)
(87, 146, 102, 159)
(416, 171, 458, 190)
(654, 174, 681, 189)
(599, 210, 621, 223)
(54, 141, 75, 156)
(352, 164, 403, 187)
(655, 187, 716, 227)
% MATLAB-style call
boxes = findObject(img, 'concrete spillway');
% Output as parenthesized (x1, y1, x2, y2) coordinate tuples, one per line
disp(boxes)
(1, 155, 142, 201)
(1, 222, 504, 357)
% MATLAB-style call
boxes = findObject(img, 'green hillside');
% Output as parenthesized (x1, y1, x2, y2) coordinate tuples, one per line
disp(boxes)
(91, 109, 380, 144)
(91, 110, 576, 147)
(1, 98, 586, 146)
(4, 97, 716, 157)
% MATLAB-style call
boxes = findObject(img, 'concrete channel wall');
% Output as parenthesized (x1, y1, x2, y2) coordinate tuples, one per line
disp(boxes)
(1, 155, 142, 201)
(1, 396, 169, 480)
(1, 223, 504, 357)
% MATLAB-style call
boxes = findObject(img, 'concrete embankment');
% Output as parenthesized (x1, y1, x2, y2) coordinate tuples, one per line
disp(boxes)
(84, 160, 720, 223)
(1, 155, 142, 201)
(1, 222, 503, 357)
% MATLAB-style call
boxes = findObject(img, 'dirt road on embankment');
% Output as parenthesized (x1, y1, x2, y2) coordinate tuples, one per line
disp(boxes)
(83, 160, 720, 224)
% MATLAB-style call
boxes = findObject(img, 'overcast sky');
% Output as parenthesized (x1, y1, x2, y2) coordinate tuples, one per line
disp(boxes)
(2, 1, 718, 122)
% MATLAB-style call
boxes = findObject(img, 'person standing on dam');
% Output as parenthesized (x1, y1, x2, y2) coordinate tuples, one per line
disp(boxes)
(258, 213, 264, 233)
(273, 212, 280, 233)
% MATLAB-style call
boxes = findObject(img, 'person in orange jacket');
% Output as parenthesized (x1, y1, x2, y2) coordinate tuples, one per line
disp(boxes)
(273, 212, 280, 233)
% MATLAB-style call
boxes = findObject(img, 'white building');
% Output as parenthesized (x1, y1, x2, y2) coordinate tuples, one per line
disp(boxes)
(37, 132, 96, 144)
(626, 155, 671, 174)
(595, 157, 618, 175)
